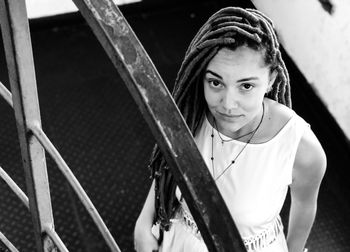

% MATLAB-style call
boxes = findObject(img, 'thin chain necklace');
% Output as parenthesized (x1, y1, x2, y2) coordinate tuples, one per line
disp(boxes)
(210, 102, 265, 181)
(214, 119, 260, 144)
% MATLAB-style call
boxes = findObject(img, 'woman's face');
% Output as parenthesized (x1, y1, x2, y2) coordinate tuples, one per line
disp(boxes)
(203, 46, 275, 136)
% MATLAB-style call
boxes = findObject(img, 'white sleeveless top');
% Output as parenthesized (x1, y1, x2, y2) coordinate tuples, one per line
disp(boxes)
(174, 110, 309, 239)
(157, 109, 310, 251)
(190, 110, 309, 238)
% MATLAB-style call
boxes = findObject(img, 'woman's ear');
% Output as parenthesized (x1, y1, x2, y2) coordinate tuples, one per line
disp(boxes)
(267, 69, 278, 93)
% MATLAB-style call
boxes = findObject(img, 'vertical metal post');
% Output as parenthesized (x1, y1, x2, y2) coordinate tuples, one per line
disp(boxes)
(0, 1, 54, 251)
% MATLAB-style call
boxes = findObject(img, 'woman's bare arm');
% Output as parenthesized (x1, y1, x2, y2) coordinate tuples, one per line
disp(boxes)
(134, 180, 159, 252)
(287, 126, 327, 252)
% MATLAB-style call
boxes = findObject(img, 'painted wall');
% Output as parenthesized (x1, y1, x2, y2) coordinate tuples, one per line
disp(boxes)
(25, 0, 141, 19)
(252, 0, 350, 139)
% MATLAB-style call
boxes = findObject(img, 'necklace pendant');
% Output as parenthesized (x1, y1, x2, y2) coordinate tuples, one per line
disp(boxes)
(221, 140, 224, 145)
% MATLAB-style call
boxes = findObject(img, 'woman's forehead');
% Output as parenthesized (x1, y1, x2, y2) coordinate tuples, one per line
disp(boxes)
(206, 47, 267, 71)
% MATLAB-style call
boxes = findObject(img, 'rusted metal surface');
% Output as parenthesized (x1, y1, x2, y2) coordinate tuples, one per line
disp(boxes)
(30, 124, 121, 252)
(0, 0, 54, 251)
(0, 231, 19, 252)
(72, 0, 246, 251)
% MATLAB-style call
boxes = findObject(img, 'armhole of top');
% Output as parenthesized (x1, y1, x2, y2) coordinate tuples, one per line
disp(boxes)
(288, 115, 311, 185)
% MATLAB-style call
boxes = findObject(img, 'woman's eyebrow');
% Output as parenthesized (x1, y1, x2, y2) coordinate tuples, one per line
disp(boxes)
(206, 70, 259, 82)
(237, 77, 259, 82)
(205, 70, 222, 79)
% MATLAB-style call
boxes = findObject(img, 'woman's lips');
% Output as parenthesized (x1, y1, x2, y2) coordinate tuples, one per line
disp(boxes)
(217, 111, 243, 118)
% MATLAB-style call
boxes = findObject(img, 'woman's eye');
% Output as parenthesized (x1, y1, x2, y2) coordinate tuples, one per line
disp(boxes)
(209, 79, 222, 87)
(241, 83, 253, 90)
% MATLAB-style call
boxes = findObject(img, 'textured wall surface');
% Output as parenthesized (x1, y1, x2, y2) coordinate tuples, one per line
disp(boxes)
(25, 0, 141, 18)
(252, 0, 350, 139)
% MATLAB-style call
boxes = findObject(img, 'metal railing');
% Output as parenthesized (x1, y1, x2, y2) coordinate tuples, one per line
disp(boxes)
(0, 79, 120, 251)
(0, 0, 246, 251)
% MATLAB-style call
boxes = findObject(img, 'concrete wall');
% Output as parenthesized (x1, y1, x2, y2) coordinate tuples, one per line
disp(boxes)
(252, 0, 350, 139)
(25, 0, 141, 18)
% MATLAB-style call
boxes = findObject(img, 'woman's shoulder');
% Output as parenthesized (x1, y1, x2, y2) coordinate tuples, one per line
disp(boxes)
(265, 99, 326, 183)
(259, 98, 295, 141)
(264, 98, 294, 124)
(293, 122, 327, 182)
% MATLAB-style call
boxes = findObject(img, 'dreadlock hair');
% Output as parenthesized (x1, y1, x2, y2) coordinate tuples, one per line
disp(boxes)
(149, 7, 291, 233)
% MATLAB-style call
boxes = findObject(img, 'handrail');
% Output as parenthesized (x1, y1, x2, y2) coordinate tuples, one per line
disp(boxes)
(1, 70, 119, 251)
(72, 0, 246, 251)
(0, 1, 55, 251)
(0, 165, 69, 251)
(0, 231, 19, 252)
(30, 123, 121, 252)
(0, 166, 29, 209)
(0, 81, 13, 107)
(1, 0, 246, 250)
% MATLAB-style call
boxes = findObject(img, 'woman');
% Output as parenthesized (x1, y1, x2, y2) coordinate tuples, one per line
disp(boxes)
(134, 7, 326, 252)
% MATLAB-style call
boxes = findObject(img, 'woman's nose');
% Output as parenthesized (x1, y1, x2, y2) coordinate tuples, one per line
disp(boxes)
(221, 90, 239, 112)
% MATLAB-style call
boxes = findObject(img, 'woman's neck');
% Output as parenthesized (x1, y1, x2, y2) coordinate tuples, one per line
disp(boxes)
(206, 102, 265, 141)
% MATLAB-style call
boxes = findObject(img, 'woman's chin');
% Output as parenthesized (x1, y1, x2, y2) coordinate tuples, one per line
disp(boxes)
(215, 119, 243, 134)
